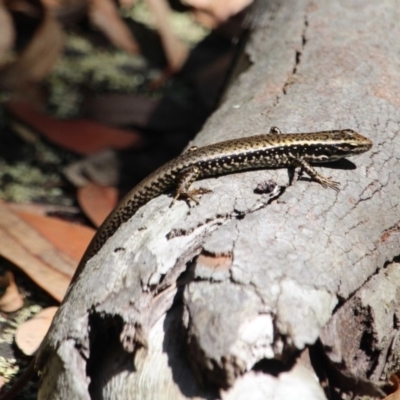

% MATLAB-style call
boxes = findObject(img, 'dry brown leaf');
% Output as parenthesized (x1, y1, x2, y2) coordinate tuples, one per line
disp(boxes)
(6, 0, 42, 16)
(64, 149, 120, 188)
(15, 306, 58, 355)
(118, 0, 136, 7)
(15, 210, 95, 263)
(0, 2, 64, 90)
(84, 92, 202, 129)
(0, 228, 70, 302)
(89, 0, 139, 54)
(8, 202, 80, 217)
(0, 271, 24, 313)
(0, 1, 15, 66)
(6, 102, 142, 155)
(0, 201, 76, 276)
(42, 0, 87, 21)
(0, 201, 74, 302)
(84, 93, 160, 127)
(0, 374, 5, 390)
(185, 0, 253, 25)
(146, 0, 188, 72)
(77, 183, 118, 227)
(384, 373, 400, 400)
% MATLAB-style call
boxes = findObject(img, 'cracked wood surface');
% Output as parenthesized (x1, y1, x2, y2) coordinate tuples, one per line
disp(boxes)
(37, 0, 399, 399)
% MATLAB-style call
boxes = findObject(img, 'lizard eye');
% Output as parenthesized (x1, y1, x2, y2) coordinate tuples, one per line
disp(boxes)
(332, 132, 345, 140)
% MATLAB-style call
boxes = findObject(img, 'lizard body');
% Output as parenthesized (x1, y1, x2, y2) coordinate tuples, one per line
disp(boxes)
(73, 126, 372, 280)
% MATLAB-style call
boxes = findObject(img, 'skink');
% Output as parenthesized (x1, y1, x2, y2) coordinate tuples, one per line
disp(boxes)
(73, 126, 373, 280)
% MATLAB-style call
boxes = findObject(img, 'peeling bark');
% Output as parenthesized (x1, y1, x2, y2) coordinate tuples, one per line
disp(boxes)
(37, 0, 400, 399)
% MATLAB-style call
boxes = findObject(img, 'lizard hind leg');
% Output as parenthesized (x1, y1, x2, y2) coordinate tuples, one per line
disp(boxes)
(170, 166, 212, 207)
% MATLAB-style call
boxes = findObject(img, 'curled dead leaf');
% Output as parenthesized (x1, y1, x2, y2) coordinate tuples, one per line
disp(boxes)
(0, 0, 64, 91)
(77, 183, 118, 227)
(0, 201, 74, 302)
(146, 0, 188, 72)
(384, 372, 400, 400)
(42, 0, 88, 22)
(15, 209, 95, 263)
(89, 0, 139, 54)
(0, 271, 24, 313)
(15, 307, 58, 356)
(0, 2, 15, 66)
(184, 0, 253, 23)
(6, 102, 142, 155)
(8, 201, 80, 217)
(64, 149, 121, 188)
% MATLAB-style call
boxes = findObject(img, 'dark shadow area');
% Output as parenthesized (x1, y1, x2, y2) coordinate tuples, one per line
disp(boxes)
(87, 312, 134, 400)
(309, 340, 386, 400)
(317, 158, 357, 170)
(161, 300, 219, 399)
(252, 356, 297, 377)
(86, 294, 218, 399)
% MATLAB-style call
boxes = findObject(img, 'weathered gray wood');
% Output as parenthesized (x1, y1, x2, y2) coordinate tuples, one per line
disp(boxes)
(319, 261, 400, 397)
(37, 0, 400, 398)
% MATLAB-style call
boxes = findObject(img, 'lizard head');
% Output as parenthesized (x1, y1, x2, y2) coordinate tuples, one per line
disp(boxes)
(307, 129, 373, 163)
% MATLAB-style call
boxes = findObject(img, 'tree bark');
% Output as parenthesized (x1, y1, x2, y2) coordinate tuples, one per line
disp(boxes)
(37, 0, 399, 399)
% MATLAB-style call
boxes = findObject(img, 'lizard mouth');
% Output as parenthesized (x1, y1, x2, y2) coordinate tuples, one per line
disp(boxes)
(352, 141, 373, 154)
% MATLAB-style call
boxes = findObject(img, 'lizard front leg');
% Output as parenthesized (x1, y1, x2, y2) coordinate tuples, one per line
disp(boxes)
(171, 166, 212, 205)
(294, 159, 340, 191)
